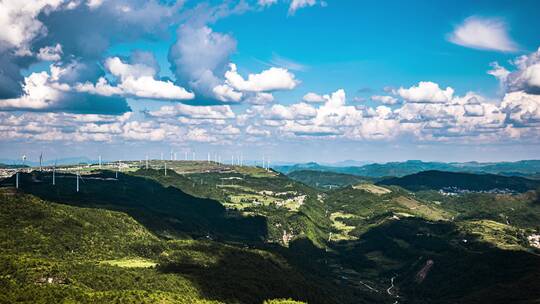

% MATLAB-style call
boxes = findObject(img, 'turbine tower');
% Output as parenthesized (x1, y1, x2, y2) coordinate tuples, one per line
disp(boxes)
(99, 155, 102, 169)
(39, 152, 43, 171)
(52, 160, 56, 186)
(145, 155, 149, 170)
(76, 167, 80, 192)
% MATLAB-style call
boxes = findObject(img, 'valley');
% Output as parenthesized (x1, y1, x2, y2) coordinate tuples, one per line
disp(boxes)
(1, 160, 539, 303)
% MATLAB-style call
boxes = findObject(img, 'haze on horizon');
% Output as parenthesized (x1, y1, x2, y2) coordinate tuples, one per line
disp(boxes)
(1, 0, 540, 163)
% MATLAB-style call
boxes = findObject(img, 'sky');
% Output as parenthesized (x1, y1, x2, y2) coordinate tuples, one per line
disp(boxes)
(0, 0, 540, 164)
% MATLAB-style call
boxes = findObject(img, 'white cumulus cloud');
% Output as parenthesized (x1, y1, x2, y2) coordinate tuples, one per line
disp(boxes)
(448, 16, 518, 52)
(397, 81, 454, 103)
(224, 63, 299, 92)
(371, 95, 399, 105)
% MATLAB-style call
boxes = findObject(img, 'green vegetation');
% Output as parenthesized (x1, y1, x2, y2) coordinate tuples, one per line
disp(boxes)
(2, 163, 540, 303)
(0, 189, 346, 304)
(377, 170, 540, 192)
(288, 170, 372, 189)
(131, 168, 332, 247)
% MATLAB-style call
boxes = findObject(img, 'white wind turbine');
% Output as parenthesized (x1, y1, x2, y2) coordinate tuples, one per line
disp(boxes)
(52, 160, 56, 186)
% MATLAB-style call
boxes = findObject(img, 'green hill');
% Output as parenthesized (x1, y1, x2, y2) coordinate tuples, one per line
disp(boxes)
(287, 170, 373, 189)
(1, 171, 267, 243)
(2, 165, 540, 304)
(0, 189, 350, 304)
(377, 170, 540, 193)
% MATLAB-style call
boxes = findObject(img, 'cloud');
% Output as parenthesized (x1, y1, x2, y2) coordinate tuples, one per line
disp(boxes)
(500, 91, 540, 127)
(97, 56, 194, 100)
(268, 54, 307, 71)
(37, 44, 63, 61)
(258, 0, 278, 7)
(0, 0, 67, 54)
(371, 95, 399, 105)
(169, 25, 237, 100)
(303, 92, 325, 103)
(448, 16, 518, 52)
(288, 0, 321, 15)
(0, 70, 130, 114)
(213, 84, 243, 102)
(148, 104, 235, 120)
(246, 92, 275, 104)
(0, 0, 184, 104)
(397, 81, 454, 103)
(246, 125, 271, 136)
(489, 48, 540, 95)
(267, 102, 317, 120)
(223, 63, 299, 92)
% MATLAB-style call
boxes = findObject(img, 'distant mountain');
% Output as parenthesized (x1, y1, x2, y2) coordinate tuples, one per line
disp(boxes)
(0, 163, 28, 169)
(274, 160, 540, 178)
(377, 170, 540, 193)
(320, 160, 373, 167)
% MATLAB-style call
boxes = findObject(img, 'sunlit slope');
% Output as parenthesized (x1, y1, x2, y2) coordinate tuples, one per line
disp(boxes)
(131, 167, 332, 247)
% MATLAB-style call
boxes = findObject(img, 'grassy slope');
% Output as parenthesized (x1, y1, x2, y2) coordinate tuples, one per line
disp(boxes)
(4, 166, 540, 303)
(2, 171, 268, 243)
(0, 189, 344, 304)
(131, 168, 332, 247)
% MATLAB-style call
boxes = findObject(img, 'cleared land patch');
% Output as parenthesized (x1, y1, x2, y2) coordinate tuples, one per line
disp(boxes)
(100, 258, 157, 268)
(353, 183, 391, 195)
(393, 196, 450, 221)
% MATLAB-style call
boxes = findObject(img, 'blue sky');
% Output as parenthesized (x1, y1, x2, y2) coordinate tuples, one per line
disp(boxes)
(1, 0, 540, 164)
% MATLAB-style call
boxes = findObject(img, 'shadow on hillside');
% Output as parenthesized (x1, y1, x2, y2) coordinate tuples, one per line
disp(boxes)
(333, 218, 540, 303)
(156, 238, 379, 304)
(0, 171, 267, 243)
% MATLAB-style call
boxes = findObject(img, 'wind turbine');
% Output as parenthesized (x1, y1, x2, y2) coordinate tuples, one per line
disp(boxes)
(192, 152, 195, 161)
(76, 167, 80, 192)
(52, 160, 56, 186)
(99, 155, 102, 169)
(39, 152, 43, 171)
(145, 155, 149, 170)
(164, 162, 167, 176)
(207, 152, 211, 163)
(116, 160, 120, 179)
(185, 151, 188, 161)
